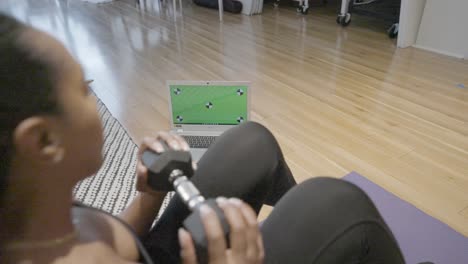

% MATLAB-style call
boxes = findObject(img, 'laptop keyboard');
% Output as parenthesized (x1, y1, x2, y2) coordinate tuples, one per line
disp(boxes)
(182, 136, 217, 149)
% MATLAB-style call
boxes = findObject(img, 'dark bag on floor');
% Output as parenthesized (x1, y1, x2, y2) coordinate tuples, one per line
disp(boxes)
(193, 0, 243, 14)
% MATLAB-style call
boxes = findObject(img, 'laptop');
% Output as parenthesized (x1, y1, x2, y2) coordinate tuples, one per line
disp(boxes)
(167, 81, 251, 161)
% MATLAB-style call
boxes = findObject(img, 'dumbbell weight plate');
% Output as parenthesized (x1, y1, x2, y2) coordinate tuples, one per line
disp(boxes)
(142, 149, 194, 191)
(183, 199, 231, 263)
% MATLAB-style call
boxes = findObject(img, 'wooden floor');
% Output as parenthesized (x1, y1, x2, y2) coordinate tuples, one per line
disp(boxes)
(2, 0, 467, 235)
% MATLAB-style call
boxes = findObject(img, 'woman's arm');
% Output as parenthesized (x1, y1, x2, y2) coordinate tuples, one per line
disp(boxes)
(118, 191, 167, 237)
(119, 131, 190, 237)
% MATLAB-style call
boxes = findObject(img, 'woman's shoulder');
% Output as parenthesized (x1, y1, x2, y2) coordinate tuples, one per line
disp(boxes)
(72, 203, 140, 262)
(54, 241, 139, 264)
(5, 232, 139, 264)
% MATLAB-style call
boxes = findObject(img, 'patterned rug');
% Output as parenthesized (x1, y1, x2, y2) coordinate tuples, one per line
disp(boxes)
(73, 99, 174, 219)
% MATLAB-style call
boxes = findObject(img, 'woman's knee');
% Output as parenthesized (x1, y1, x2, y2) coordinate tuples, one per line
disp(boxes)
(264, 177, 403, 264)
(278, 177, 378, 217)
(234, 121, 279, 150)
(299, 177, 367, 198)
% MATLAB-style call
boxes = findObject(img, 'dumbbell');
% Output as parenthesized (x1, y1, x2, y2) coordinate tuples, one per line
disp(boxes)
(141, 146, 230, 263)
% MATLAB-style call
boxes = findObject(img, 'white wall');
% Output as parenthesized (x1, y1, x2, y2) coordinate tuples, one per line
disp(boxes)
(397, 0, 426, 48)
(415, 0, 468, 59)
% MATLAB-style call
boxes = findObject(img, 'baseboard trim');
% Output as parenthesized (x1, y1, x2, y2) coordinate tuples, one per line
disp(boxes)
(412, 44, 465, 59)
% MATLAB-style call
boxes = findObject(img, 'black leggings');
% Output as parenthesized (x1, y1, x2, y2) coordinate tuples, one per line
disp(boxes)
(142, 122, 405, 264)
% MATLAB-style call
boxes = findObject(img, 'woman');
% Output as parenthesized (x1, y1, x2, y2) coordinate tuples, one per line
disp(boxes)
(0, 14, 405, 264)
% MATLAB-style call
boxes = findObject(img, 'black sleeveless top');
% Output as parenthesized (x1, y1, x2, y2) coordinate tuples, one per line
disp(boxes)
(73, 202, 154, 264)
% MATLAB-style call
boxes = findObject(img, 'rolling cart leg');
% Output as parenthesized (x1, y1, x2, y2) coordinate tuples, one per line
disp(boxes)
(340, 0, 349, 15)
(173, 0, 177, 19)
(297, 0, 303, 11)
(387, 23, 399, 38)
(337, 0, 352, 26)
(218, 0, 223, 21)
(296, 0, 309, 14)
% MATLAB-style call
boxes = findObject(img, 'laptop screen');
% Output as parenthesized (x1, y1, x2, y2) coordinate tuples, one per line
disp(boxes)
(169, 84, 248, 125)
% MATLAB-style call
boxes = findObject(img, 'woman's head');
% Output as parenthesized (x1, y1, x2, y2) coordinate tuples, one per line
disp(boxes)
(0, 14, 104, 212)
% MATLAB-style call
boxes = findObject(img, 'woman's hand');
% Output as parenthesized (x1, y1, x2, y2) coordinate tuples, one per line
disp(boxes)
(135, 131, 190, 195)
(179, 198, 264, 264)
(119, 132, 191, 238)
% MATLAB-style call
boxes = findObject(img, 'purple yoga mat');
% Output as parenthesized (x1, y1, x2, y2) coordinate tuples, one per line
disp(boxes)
(343, 172, 468, 264)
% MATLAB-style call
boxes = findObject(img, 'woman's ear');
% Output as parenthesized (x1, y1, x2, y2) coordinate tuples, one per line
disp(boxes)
(41, 132, 65, 164)
(13, 117, 65, 165)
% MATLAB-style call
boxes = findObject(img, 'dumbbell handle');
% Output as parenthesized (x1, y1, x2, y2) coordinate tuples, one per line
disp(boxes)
(142, 150, 205, 210)
(170, 170, 205, 210)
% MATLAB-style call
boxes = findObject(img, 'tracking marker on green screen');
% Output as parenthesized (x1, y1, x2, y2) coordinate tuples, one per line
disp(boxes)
(205, 102, 213, 109)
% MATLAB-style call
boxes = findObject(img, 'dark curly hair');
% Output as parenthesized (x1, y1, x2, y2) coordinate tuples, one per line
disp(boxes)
(0, 13, 61, 249)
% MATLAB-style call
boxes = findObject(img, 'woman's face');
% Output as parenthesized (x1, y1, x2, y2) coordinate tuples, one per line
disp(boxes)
(23, 29, 105, 179)
(57, 56, 104, 179)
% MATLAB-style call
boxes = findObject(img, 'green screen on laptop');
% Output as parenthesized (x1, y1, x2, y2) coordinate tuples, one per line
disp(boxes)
(169, 84, 248, 125)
